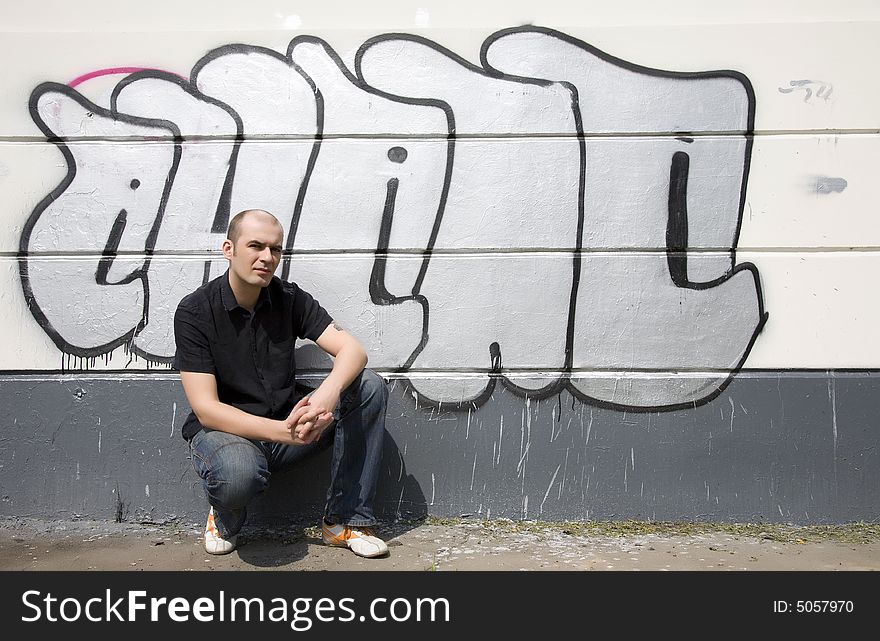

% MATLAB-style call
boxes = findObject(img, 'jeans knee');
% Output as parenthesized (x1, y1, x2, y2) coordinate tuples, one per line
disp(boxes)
(359, 368, 389, 407)
(205, 456, 267, 510)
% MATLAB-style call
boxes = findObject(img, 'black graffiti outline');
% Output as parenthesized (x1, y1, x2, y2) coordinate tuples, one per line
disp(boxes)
(287, 35, 441, 371)
(188, 42, 324, 284)
(20, 28, 768, 413)
(356, 32, 580, 405)
(51, 39, 436, 372)
(20, 81, 183, 360)
(112, 69, 244, 235)
(477, 31, 586, 404)
(475, 26, 767, 413)
(483, 26, 758, 249)
(109, 68, 246, 364)
(355, 27, 766, 412)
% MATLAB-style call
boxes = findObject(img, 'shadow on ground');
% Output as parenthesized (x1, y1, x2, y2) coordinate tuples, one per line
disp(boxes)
(233, 431, 426, 568)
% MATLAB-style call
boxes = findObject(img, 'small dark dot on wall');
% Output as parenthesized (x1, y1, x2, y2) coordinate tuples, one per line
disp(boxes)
(388, 146, 408, 163)
(130, 179, 141, 190)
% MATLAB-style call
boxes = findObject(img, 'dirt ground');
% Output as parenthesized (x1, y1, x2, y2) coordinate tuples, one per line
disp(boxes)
(1, 516, 877, 571)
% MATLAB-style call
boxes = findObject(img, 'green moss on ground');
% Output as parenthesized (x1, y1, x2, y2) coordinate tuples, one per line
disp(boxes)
(416, 516, 880, 544)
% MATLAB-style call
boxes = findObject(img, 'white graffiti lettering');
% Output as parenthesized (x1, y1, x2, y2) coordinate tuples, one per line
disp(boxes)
(20, 27, 766, 410)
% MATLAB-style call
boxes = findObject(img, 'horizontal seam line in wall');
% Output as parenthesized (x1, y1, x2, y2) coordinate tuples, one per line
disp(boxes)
(7, 248, 880, 259)
(1, 368, 877, 381)
(2, 130, 879, 143)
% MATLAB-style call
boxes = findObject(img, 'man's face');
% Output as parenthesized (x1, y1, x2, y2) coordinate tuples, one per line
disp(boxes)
(223, 213, 283, 288)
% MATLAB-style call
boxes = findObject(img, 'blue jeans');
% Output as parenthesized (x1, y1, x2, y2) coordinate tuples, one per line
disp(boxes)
(188, 369, 388, 538)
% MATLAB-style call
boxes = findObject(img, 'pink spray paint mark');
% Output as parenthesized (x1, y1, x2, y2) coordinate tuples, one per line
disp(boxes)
(68, 67, 185, 88)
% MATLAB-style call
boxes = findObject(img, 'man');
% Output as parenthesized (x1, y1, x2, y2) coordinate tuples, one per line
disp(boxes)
(173, 209, 388, 557)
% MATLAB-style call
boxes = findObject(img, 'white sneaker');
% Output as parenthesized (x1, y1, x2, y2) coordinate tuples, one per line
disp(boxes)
(204, 508, 237, 555)
(321, 518, 388, 558)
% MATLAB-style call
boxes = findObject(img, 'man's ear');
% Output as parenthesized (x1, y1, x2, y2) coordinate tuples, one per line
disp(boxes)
(221, 238, 234, 259)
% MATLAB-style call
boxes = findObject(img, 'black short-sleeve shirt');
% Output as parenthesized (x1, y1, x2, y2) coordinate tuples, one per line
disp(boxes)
(173, 271, 333, 440)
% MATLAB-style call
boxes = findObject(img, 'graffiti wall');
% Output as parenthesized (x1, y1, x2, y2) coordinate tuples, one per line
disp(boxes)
(1, 1, 878, 525)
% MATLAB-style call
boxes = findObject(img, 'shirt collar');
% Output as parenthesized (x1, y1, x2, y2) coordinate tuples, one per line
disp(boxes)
(219, 269, 273, 313)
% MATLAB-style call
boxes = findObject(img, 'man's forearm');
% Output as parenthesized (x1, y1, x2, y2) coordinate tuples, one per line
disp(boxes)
(194, 399, 290, 442)
(315, 344, 368, 398)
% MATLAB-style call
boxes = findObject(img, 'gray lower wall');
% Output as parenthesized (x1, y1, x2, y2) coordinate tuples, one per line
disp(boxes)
(0, 370, 877, 526)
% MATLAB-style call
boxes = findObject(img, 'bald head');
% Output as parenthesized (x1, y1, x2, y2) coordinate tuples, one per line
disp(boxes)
(227, 209, 283, 245)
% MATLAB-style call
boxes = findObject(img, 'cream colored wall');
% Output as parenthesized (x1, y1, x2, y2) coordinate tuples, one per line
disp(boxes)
(0, 0, 878, 380)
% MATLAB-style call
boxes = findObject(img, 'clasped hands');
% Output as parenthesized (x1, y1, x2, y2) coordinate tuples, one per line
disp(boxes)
(284, 393, 336, 445)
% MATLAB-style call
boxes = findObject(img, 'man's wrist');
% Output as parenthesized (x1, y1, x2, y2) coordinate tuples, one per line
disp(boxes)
(268, 417, 291, 441)
(318, 376, 346, 396)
